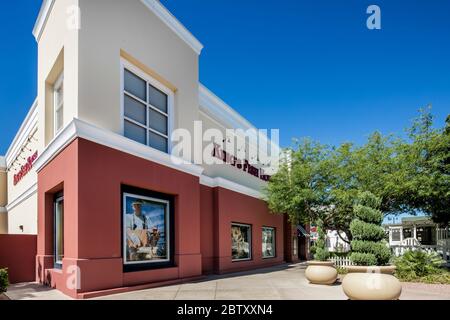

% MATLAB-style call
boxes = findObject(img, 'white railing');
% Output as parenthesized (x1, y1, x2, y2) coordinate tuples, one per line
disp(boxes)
(390, 244, 450, 262)
(329, 256, 354, 268)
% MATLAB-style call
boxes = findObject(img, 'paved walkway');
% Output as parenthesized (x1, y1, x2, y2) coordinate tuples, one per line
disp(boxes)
(5, 263, 450, 300)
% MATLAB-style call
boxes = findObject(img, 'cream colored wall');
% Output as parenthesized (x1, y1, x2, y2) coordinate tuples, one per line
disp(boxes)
(77, 0, 199, 163)
(6, 128, 39, 235)
(7, 128, 39, 201)
(199, 112, 267, 191)
(37, 0, 79, 149)
(7, 193, 38, 235)
(0, 170, 6, 207)
(0, 166, 7, 234)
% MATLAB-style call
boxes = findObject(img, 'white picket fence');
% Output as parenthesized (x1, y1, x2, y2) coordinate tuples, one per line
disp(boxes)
(329, 256, 354, 268)
(391, 245, 450, 262)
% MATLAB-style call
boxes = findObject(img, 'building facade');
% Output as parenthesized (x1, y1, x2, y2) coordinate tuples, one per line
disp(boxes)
(1, 0, 299, 298)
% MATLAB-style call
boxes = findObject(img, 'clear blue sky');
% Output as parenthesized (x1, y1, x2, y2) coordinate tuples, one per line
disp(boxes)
(0, 0, 449, 155)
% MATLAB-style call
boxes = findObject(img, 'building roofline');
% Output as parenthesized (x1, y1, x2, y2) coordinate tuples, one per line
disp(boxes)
(140, 0, 203, 55)
(32, 0, 204, 55)
(32, 0, 55, 42)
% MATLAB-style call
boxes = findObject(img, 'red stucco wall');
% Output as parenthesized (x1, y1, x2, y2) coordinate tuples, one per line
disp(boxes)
(37, 138, 288, 298)
(38, 138, 203, 298)
(0, 234, 37, 284)
(213, 187, 285, 274)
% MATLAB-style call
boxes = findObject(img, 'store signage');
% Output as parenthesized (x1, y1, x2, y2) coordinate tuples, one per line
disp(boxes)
(212, 143, 271, 182)
(13, 151, 38, 186)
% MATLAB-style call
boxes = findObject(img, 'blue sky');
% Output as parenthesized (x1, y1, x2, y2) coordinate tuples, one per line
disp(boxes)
(0, 0, 449, 155)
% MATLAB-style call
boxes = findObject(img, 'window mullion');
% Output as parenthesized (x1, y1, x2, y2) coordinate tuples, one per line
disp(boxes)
(146, 81, 150, 145)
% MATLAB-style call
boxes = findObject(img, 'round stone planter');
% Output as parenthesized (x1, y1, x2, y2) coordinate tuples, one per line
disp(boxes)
(305, 261, 338, 285)
(342, 266, 402, 300)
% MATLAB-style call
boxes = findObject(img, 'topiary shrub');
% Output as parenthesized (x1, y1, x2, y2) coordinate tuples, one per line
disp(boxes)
(349, 192, 391, 266)
(311, 223, 330, 261)
(0, 268, 8, 294)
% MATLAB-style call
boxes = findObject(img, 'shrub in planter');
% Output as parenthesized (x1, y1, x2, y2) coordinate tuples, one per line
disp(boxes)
(0, 268, 9, 294)
(305, 223, 337, 285)
(342, 192, 402, 300)
(349, 194, 391, 266)
(311, 225, 330, 261)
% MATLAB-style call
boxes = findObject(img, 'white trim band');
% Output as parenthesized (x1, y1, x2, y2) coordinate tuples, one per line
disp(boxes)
(34, 118, 205, 177)
(200, 176, 262, 199)
(6, 182, 37, 212)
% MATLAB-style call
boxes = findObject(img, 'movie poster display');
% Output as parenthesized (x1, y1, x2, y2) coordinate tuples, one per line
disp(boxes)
(262, 227, 276, 258)
(231, 223, 252, 261)
(123, 192, 170, 265)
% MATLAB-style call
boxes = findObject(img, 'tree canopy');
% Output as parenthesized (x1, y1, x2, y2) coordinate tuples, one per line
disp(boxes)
(265, 108, 450, 239)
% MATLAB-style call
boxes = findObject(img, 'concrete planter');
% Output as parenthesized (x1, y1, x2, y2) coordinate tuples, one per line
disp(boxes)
(305, 261, 338, 285)
(342, 266, 402, 300)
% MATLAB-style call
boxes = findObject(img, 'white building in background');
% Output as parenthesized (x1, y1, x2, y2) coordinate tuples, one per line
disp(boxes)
(384, 216, 449, 262)
(326, 230, 350, 253)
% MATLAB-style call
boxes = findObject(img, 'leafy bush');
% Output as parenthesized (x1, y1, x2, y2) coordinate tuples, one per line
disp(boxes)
(349, 219, 386, 241)
(314, 247, 330, 261)
(336, 267, 348, 275)
(311, 223, 330, 261)
(394, 250, 444, 279)
(350, 252, 378, 266)
(351, 240, 391, 265)
(0, 268, 8, 294)
(353, 204, 383, 224)
(349, 192, 391, 266)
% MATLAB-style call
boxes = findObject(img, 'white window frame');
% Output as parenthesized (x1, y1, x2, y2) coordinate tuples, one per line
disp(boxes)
(120, 59, 174, 154)
(53, 72, 64, 135)
(231, 222, 252, 262)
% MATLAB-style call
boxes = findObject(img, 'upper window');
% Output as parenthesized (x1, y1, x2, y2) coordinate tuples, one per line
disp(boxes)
(122, 63, 171, 153)
(54, 72, 64, 134)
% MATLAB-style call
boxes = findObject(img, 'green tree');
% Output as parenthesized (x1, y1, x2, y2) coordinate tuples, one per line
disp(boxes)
(397, 108, 450, 225)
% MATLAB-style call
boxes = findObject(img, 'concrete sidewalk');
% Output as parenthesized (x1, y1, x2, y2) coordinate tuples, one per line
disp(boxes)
(5, 263, 450, 300)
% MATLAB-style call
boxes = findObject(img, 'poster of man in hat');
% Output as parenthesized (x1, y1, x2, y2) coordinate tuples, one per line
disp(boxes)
(124, 194, 168, 264)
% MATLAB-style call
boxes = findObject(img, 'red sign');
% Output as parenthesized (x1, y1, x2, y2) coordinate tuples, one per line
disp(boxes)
(13, 151, 38, 186)
(212, 143, 271, 182)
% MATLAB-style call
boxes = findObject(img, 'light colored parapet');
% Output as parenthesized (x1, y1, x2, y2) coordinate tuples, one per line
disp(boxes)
(0, 157, 8, 234)
(0, 207, 7, 234)
(0, 156, 7, 207)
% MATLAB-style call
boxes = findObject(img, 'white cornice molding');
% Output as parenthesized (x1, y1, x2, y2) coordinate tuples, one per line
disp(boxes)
(32, 0, 55, 42)
(199, 84, 255, 131)
(6, 182, 37, 212)
(199, 84, 280, 155)
(34, 118, 205, 178)
(5, 100, 38, 167)
(140, 0, 203, 55)
(200, 175, 262, 199)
